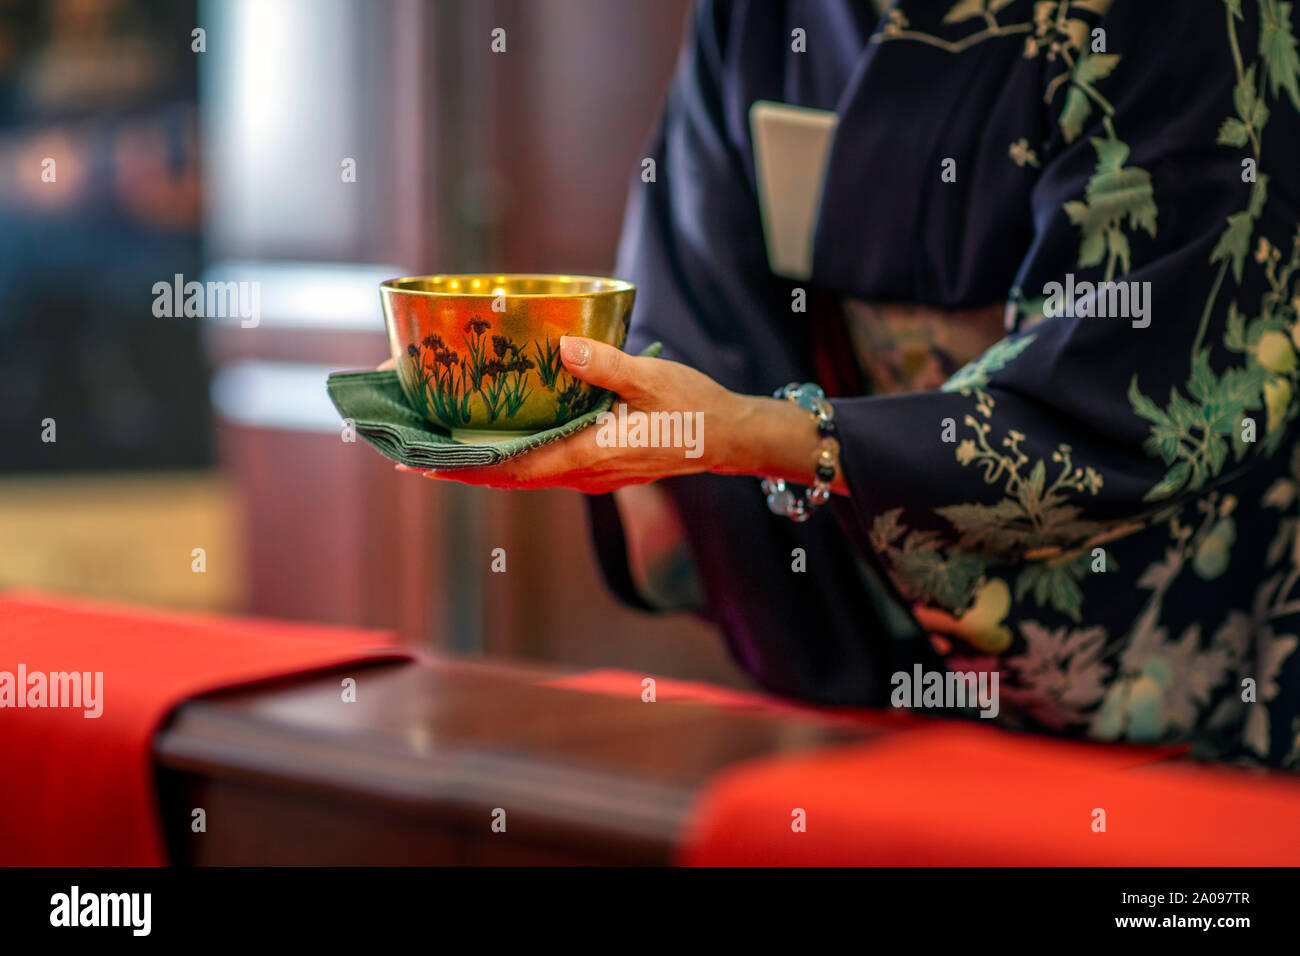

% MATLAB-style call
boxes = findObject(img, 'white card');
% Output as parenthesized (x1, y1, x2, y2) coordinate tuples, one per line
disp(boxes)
(749, 100, 839, 280)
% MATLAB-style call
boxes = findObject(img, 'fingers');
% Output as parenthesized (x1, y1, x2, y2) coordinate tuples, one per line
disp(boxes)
(422, 466, 509, 487)
(559, 336, 653, 404)
(377, 357, 397, 371)
(424, 464, 549, 489)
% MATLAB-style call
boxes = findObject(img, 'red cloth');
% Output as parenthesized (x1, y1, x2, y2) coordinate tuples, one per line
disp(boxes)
(677, 724, 1300, 865)
(0, 593, 409, 865)
(546, 668, 1299, 865)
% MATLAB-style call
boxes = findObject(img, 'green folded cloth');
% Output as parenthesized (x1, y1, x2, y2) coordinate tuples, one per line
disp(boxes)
(326, 342, 662, 469)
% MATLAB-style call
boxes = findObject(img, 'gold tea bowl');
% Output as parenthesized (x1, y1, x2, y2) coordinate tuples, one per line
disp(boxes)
(380, 274, 635, 441)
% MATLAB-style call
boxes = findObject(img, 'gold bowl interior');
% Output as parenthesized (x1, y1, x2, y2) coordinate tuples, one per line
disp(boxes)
(384, 274, 633, 297)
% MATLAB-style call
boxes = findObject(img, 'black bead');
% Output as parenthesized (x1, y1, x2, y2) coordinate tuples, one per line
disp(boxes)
(816, 419, 838, 439)
(815, 464, 836, 482)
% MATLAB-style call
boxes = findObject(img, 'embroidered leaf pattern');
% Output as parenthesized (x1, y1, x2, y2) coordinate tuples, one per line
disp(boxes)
(870, 509, 986, 611)
(1128, 353, 1268, 501)
(1013, 553, 1098, 621)
(936, 429, 1105, 556)
(1006, 621, 1110, 727)
(1219, 66, 1269, 148)
(1063, 138, 1157, 279)
(1059, 51, 1120, 142)
(1260, 0, 1300, 110)
(1213, 214, 1257, 283)
(942, 333, 1037, 392)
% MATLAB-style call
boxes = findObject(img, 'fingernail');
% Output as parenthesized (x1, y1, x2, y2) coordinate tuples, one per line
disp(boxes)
(560, 335, 590, 367)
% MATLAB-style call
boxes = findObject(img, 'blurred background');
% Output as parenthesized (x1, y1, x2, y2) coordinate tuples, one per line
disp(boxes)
(0, 0, 740, 683)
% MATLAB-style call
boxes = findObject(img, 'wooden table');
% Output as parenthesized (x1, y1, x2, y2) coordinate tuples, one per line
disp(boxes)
(154, 658, 871, 865)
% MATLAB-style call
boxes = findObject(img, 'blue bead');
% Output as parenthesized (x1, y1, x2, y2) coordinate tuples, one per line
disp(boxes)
(791, 383, 825, 413)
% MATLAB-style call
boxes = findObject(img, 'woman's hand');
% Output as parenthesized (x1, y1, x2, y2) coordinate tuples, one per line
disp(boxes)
(392, 336, 844, 494)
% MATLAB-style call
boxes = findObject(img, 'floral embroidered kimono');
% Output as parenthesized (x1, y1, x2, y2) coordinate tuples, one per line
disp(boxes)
(588, 0, 1300, 768)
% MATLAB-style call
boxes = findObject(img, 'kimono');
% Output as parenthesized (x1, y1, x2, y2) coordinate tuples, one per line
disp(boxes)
(588, 0, 1300, 768)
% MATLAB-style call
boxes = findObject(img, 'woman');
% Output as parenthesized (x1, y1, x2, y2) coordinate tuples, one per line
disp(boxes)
(415, 0, 1300, 768)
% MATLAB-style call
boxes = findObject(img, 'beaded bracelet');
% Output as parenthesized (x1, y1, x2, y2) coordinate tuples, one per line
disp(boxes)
(760, 382, 839, 522)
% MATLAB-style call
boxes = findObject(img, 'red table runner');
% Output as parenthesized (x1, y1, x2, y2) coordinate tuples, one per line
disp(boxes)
(546, 668, 1300, 865)
(0, 593, 409, 865)
(676, 723, 1300, 865)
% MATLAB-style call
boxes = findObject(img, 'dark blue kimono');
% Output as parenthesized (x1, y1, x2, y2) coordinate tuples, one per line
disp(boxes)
(590, 0, 1300, 768)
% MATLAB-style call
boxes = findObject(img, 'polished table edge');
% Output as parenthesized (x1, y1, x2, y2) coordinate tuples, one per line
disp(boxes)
(152, 657, 872, 864)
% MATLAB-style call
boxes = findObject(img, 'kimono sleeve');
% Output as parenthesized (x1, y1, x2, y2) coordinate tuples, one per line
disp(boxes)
(831, 2, 1300, 614)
